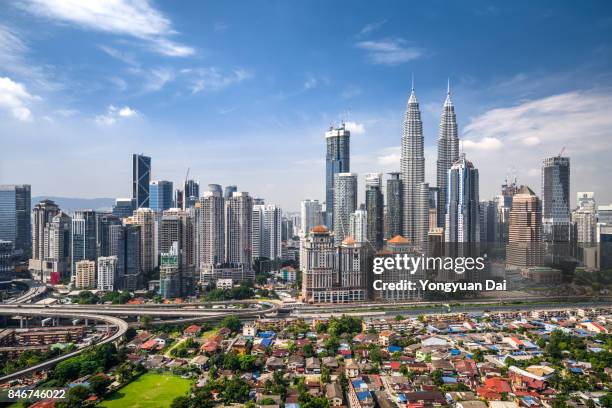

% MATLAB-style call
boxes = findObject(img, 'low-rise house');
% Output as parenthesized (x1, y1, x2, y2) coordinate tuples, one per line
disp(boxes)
(322, 356, 339, 370)
(265, 356, 285, 371)
(325, 382, 344, 406)
(183, 325, 201, 337)
(305, 357, 321, 374)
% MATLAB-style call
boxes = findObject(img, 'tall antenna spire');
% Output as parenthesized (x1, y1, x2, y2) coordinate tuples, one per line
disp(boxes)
(447, 77, 450, 95)
(411, 73, 415, 91)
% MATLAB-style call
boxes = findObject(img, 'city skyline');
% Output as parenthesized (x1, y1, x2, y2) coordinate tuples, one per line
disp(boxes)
(1, 2, 612, 210)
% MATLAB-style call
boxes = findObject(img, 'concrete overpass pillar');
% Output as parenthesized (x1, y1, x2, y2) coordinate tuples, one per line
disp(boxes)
(85, 319, 88, 326)
(19, 316, 23, 329)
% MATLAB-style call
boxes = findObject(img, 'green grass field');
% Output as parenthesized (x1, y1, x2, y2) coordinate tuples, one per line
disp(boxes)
(100, 372, 191, 408)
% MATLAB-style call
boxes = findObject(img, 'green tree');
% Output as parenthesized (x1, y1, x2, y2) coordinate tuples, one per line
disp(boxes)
(88, 374, 111, 396)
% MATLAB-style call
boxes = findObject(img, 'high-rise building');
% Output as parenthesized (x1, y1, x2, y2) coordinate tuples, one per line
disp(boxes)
(0, 240, 14, 280)
(29, 199, 60, 275)
(183, 179, 200, 209)
(132, 208, 155, 276)
(160, 242, 180, 298)
(479, 200, 497, 243)
(208, 184, 223, 195)
(300, 199, 323, 237)
(598, 204, 612, 225)
(97, 213, 122, 258)
(97, 256, 117, 291)
(224, 185, 238, 200)
(365, 173, 384, 249)
(160, 208, 196, 295)
(0, 184, 31, 259)
(281, 217, 294, 241)
(108, 223, 141, 290)
(373, 235, 423, 302)
(149, 180, 173, 213)
(197, 190, 225, 268)
(385, 173, 403, 240)
(252, 204, 282, 260)
(74, 260, 96, 289)
(112, 198, 135, 218)
(349, 208, 368, 243)
(225, 192, 253, 271)
(132, 154, 151, 208)
(436, 81, 460, 229)
(45, 212, 72, 283)
(445, 154, 480, 243)
(541, 156, 571, 243)
(428, 187, 440, 231)
(507, 186, 542, 268)
(494, 179, 519, 243)
(333, 173, 357, 245)
(71, 210, 97, 278)
(572, 192, 596, 244)
(325, 124, 350, 228)
(400, 82, 428, 251)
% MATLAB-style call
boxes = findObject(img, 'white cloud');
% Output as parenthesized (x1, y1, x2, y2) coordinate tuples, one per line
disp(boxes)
(183, 68, 251, 94)
(18, 0, 194, 57)
(355, 38, 423, 65)
(462, 90, 612, 200)
(359, 20, 387, 36)
(0, 76, 40, 121)
(344, 121, 366, 135)
(95, 105, 139, 125)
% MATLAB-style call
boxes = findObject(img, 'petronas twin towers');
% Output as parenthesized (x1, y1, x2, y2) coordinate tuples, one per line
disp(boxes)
(400, 79, 459, 251)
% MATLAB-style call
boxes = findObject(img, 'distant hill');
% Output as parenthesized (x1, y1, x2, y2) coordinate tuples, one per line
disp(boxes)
(32, 196, 116, 213)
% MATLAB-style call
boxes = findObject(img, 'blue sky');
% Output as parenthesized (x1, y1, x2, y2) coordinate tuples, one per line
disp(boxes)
(1, 1, 612, 210)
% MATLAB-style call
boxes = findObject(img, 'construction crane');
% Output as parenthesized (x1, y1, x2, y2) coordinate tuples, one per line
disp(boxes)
(558, 146, 566, 157)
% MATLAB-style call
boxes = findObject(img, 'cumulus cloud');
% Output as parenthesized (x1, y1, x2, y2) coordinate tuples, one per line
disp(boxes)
(0, 76, 40, 121)
(344, 121, 366, 135)
(17, 0, 194, 57)
(462, 90, 612, 200)
(359, 20, 387, 36)
(355, 38, 423, 65)
(95, 105, 139, 125)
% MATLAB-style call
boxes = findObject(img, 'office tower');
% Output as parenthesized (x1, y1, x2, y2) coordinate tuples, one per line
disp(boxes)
(572, 192, 597, 244)
(160, 242, 180, 298)
(71, 210, 97, 278)
(479, 200, 497, 243)
(0, 240, 13, 280)
(436, 81, 460, 229)
(428, 187, 440, 231)
(325, 124, 350, 228)
(132, 208, 155, 276)
(597, 224, 612, 270)
(365, 173, 384, 249)
(112, 198, 135, 218)
(300, 199, 323, 237)
(281, 217, 294, 241)
(109, 223, 141, 290)
(132, 154, 151, 208)
(290, 213, 301, 237)
(224, 185, 238, 200)
(262, 205, 283, 260)
(74, 260, 96, 289)
(400, 82, 428, 250)
(198, 190, 225, 268)
(445, 154, 480, 243)
(506, 186, 542, 268)
(183, 179, 200, 210)
(541, 156, 571, 243)
(598, 204, 612, 224)
(30, 199, 60, 275)
(97, 256, 117, 291)
(333, 173, 357, 244)
(0, 184, 31, 258)
(335, 238, 369, 302)
(494, 179, 519, 243)
(373, 235, 423, 302)
(149, 180, 173, 213)
(385, 173, 403, 240)
(208, 184, 223, 195)
(160, 208, 196, 295)
(349, 208, 368, 243)
(45, 212, 71, 283)
(225, 192, 253, 272)
(96, 213, 122, 258)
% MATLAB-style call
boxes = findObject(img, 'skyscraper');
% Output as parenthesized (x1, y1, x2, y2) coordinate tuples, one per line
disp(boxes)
(252, 204, 282, 260)
(45, 212, 71, 283)
(132, 208, 155, 276)
(132, 154, 151, 208)
(572, 192, 596, 243)
(225, 191, 253, 270)
(300, 199, 323, 237)
(108, 223, 141, 290)
(507, 186, 542, 268)
(400, 82, 428, 250)
(112, 198, 135, 218)
(333, 173, 357, 244)
(495, 179, 519, 243)
(160, 208, 196, 295)
(71, 210, 97, 278)
(30, 199, 59, 275)
(97, 213, 122, 258)
(385, 173, 403, 240)
(365, 173, 384, 249)
(160, 242, 180, 298)
(325, 124, 350, 229)
(97, 256, 117, 291)
(149, 180, 174, 213)
(224, 185, 238, 200)
(183, 179, 200, 209)
(197, 190, 225, 268)
(349, 208, 368, 243)
(541, 156, 571, 243)
(436, 81, 460, 229)
(445, 154, 480, 243)
(0, 184, 31, 259)
(479, 200, 497, 243)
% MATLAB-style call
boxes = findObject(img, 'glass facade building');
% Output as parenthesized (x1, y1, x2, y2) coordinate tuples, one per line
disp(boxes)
(0, 184, 31, 259)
